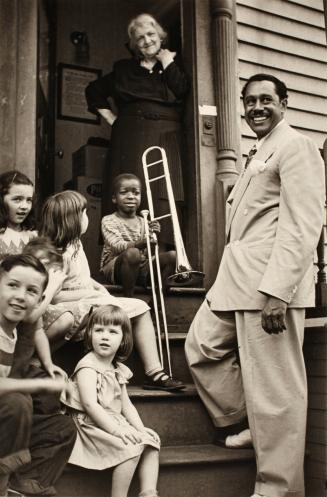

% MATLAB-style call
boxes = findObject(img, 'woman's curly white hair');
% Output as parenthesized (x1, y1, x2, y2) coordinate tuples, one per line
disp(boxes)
(127, 13, 167, 55)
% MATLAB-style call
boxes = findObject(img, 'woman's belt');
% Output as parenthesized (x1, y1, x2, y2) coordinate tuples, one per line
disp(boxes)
(121, 109, 180, 122)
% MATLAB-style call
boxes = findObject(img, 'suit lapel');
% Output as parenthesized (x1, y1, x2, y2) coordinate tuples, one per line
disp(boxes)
(226, 121, 289, 237)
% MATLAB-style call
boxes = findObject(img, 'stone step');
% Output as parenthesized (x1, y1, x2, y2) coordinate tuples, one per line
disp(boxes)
(104, 284, 205, 328)
(56, 444, 256, 497)
(127, 333, 192, 385)
(53, 332, 192, 382)
(128, 385, 215, 446)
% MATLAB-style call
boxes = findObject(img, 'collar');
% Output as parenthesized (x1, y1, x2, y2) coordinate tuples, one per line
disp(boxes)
(256, 119, 285, 150)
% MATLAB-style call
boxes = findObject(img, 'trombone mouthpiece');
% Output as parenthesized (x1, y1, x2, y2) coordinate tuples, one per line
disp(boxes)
(140, 210, 149, 217)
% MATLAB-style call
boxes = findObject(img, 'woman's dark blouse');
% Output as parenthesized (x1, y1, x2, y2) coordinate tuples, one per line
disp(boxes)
(85, 58, 189, 113)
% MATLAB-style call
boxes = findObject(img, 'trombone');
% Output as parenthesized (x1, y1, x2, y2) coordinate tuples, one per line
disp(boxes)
(141, 146, 204, 376)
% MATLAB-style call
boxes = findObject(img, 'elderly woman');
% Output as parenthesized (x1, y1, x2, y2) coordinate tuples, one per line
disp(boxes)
(85, 13, 189, 246)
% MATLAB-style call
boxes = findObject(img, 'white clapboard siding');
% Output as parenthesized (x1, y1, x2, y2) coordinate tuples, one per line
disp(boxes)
(238, 0, 325, 27)
(239, 61, 327, 97)
(237, 4, 326, 44)
(238, 25, 327, 62)
(236, 0, 327, 149)
(238, 44, 327, 80)
(236, 2, 327, 493)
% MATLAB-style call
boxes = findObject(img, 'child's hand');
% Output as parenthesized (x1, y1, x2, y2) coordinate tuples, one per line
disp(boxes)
(44, 363, 68, 380)
(47, 267, 66, 295)
(113, 426, 142, 445)
(142, 427, 161, 445)
(149, 220, 161, 233)
(134, 238, 148, 250)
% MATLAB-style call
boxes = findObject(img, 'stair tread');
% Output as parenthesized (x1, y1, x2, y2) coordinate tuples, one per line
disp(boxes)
(128, 384, 197, 398)
(103, 284, 206, 295)
(160, 444, 255, 465)
(63, 443, 255, 475)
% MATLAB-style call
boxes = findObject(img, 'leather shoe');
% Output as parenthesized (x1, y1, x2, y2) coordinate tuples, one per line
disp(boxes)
(225, 428, 252, 448)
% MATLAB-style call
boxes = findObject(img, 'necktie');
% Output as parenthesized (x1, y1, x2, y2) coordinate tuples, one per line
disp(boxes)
(244, 144, 257, 170)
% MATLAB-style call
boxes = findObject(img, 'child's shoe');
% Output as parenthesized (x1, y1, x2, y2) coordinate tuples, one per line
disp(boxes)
(143, 370, 185, 392)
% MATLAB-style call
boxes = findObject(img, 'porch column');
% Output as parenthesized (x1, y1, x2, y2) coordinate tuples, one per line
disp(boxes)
(210, 0, 239, 260)
(0, 0, 37, 180)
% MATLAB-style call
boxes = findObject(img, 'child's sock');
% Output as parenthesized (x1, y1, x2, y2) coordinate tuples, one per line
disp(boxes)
(138, 490, 158, 497)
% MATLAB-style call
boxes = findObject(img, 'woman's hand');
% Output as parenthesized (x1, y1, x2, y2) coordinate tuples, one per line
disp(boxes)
(98, 108, 117, 126)
(113, 426, 143, 445)
(156, 49, 176, 69)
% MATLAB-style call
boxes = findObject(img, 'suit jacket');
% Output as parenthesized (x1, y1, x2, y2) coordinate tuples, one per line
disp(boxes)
(208, 120, 325, 311)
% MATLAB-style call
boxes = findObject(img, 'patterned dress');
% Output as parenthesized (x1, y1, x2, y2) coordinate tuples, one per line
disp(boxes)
(43, 241, 149, 340)
(62, 353, 160, 470)
(0, 228, 36, 260)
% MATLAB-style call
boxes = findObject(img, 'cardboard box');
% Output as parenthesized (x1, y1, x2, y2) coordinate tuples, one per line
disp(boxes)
(73, 176, 103, 278)
(72, 145, 108, 179)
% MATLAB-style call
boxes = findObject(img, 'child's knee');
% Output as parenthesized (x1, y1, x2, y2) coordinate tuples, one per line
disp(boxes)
(57, 312, 74, 331)
(123, 247, 142, 266)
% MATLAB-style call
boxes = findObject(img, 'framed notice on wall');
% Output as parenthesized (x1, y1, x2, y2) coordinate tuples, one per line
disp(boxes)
(57, 63, 102, 124)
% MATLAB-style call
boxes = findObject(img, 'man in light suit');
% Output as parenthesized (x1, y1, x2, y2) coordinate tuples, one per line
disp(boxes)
(185, 74, 325, 497)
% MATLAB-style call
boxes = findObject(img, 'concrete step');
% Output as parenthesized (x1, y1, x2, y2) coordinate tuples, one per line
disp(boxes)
(128, 385, 215, 446)
(56, 444, 256, 497)
(104, 284, 205, 328)
(53, 332, 192, 383)
(127, 332, 192, 385)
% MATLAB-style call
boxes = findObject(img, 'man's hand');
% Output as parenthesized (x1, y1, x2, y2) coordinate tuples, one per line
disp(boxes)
(261, 296, 287, 334)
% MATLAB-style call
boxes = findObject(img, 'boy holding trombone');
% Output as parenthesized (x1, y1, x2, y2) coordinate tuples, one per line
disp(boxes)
(100, 173, 176, 298)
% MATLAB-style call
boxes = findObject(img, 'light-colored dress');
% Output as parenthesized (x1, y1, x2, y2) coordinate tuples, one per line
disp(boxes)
(43, 241, 149, 340)
(62, 353, 160, 470)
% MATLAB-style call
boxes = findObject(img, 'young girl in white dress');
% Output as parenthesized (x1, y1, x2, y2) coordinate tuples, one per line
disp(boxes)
(40, 190, 184, 391)
(62, 305, 160, 497)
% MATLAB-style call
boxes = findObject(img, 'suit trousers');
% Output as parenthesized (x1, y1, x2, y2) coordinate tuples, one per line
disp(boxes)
(185, 300, 307, 497)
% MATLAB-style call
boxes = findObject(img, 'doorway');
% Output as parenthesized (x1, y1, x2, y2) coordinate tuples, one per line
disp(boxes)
(39, 0, 201, 273)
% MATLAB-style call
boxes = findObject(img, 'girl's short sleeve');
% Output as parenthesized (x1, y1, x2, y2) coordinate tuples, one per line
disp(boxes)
(115, 362, 133, 384)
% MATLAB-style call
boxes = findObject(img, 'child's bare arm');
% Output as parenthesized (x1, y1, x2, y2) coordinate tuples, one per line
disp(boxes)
(77, 369, 141, 444)
(121, 385, 160, 444)
(0, 376, 69, 396)
(102, 218, 148, 253)
(34, 327, 67, 378)
(26, 268, 66, 322)
(121, 384, 144, 430)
